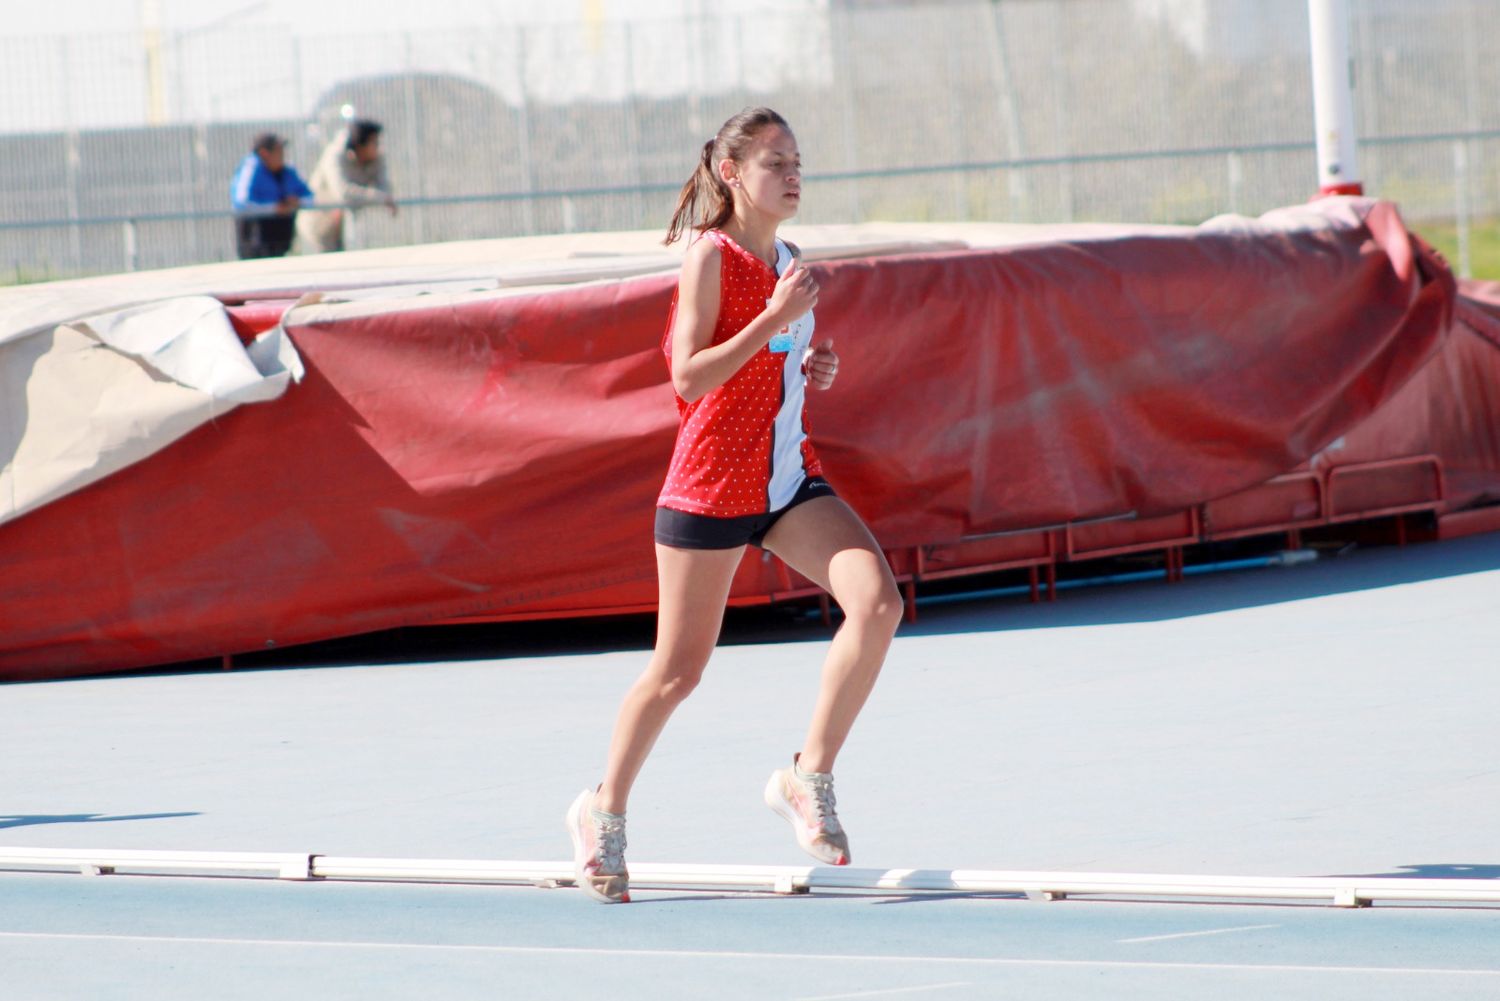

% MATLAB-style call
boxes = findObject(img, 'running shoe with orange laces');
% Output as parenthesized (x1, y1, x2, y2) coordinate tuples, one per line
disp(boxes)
(764, 754, 851, 866)
(566, 788, 630, 903)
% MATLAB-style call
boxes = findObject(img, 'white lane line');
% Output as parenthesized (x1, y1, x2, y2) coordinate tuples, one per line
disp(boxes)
(0, 932, 1497, 978)
(1119, 923, 1280, 945)
(796, 983, 971, 1001)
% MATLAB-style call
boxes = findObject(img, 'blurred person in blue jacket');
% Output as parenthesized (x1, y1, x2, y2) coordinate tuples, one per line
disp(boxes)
(230, 132, 313, 259)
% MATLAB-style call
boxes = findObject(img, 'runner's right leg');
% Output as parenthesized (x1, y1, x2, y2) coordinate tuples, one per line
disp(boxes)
(569, 543, 744, 902)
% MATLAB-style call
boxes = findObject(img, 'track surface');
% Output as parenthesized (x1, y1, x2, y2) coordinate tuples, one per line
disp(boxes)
(4, 533, 1498, 999)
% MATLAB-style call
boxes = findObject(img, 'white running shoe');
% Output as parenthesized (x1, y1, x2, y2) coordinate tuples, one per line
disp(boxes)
(764, 754, 851, 866)
(566, 788, 630, 903)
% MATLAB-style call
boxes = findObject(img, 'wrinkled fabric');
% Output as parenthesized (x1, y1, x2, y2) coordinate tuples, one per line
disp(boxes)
(1, 200, 1492, 680)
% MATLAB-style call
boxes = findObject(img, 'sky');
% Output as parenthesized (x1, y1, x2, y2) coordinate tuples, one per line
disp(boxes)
(0, 1, 1301, 133)
(0, 0, 770, 38)
(0, 0, 830, 131)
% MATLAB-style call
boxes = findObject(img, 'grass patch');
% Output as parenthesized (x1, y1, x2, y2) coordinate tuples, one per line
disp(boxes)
(0, 266, 63, 287)
(1411, 219, 1500, 281)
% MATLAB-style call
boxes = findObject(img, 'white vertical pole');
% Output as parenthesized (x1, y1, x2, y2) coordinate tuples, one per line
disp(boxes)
(1307, 0, 1362, 196)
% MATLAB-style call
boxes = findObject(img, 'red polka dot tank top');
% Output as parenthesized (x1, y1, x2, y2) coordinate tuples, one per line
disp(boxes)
(657, 229, 822, 517)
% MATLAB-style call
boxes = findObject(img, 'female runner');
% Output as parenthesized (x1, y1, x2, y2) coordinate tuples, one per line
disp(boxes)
(568, 107, 902, 903)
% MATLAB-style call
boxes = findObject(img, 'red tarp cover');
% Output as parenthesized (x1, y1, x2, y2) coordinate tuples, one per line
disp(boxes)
(2, 198, 1495, 680)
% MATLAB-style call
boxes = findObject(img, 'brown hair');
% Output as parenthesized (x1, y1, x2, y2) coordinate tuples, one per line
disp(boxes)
(664, 107, 791, 245)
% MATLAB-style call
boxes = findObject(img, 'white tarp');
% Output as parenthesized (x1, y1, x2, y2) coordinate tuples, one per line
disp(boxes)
(0, 296, 302, 527)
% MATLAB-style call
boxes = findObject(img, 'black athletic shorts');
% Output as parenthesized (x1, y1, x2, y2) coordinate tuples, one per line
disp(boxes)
(654, 476, 836, 550)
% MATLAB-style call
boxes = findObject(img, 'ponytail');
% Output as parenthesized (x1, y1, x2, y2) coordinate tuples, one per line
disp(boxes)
(663, 107, 791, 246)
(664, 140, 732, 246)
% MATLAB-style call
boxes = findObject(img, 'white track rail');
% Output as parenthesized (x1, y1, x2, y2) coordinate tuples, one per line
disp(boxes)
(3, 848, 1497, 907)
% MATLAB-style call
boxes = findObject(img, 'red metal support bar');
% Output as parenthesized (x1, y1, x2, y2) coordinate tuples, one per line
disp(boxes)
(1324, 454, 1445, 524)
(908, 534, 1059, 613)
(1061, 516, 1198, 563)
(1165, 546, 1182, 582)
(1198, 471, 1326, 543)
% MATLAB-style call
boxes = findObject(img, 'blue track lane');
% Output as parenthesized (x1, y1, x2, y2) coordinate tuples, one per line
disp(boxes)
(4, 533, 1500, 999)
(1, 872, 1498, 1000)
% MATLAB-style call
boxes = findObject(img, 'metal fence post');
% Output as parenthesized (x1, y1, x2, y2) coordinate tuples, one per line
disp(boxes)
(623, 20, 646, 229)
(1227, 151, 1244, 215)
(946, 33, 966, 221)
(515, 23, 536, 237)
(1453, 139, 1472, 280)
(832, 5, 861, 223)
(985, 0, 1029, 221)
(402, 33, 426, 246)
(123, 219, 139, 272)
(65, 126, 83, 275)
(1048, 6, 1075, 224)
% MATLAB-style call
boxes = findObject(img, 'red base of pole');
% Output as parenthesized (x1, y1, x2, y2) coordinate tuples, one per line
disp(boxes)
(1317, 182, 1365, 197)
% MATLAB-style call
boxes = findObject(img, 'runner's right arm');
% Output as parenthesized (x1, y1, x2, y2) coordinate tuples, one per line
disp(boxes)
(670, 241, 818, 403)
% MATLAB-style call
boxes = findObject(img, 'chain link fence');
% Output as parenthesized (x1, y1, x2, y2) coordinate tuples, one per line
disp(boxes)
(1, 0, 1497, 282)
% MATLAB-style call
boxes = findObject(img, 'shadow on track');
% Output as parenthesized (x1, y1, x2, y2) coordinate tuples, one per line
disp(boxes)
(899, 530, 1500, 637)
(0, 812, 201, 830)
(129, 530, 1500, 678)
(1325, 863, 1500, 880)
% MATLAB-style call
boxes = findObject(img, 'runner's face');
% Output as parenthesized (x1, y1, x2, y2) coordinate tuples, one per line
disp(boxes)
(729, 126, 801, 221)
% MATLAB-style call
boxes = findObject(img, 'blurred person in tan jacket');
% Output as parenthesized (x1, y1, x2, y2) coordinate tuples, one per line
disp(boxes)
(296, 119, 397, 253)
